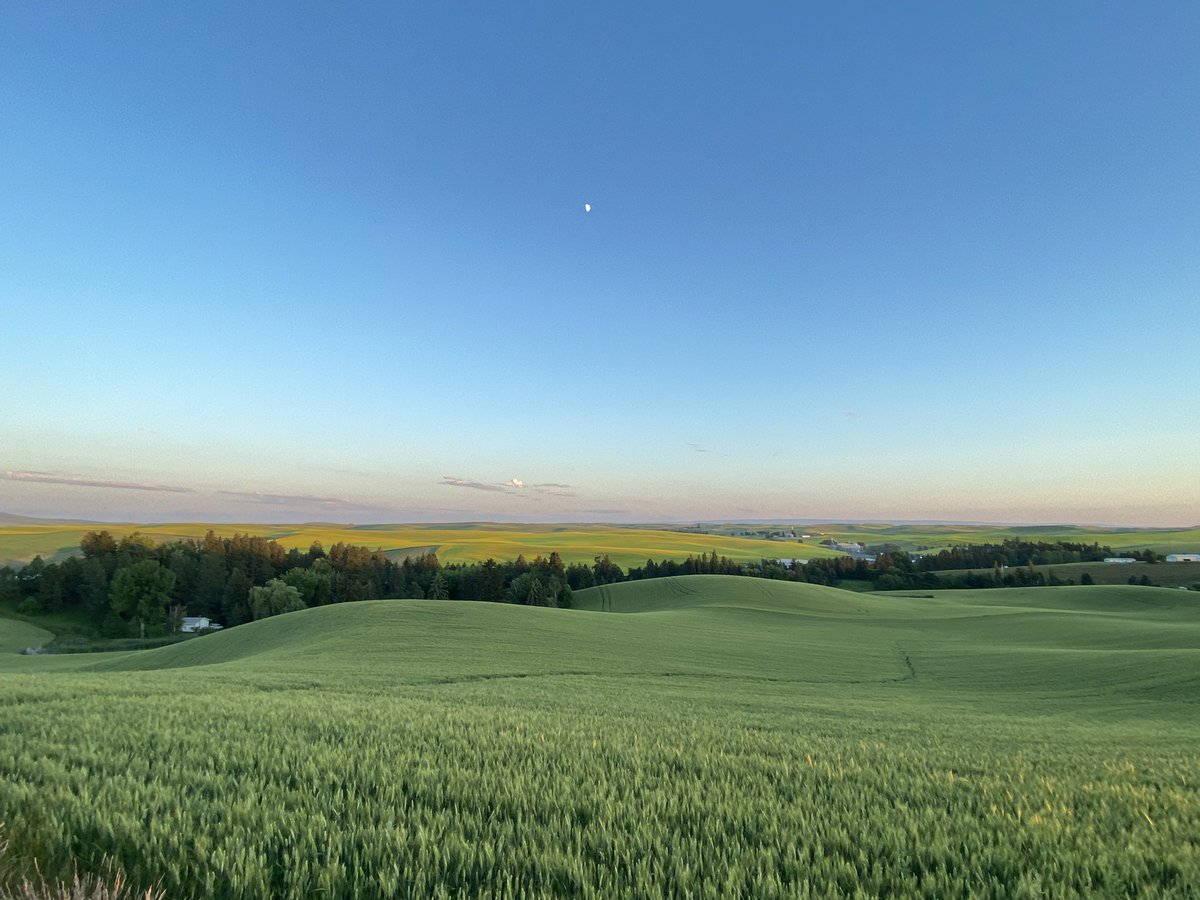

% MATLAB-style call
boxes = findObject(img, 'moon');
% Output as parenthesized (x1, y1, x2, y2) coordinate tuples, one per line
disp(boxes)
(584, 203, 591, 213)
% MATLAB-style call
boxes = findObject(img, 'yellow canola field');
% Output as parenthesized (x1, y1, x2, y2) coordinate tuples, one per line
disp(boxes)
(0, 522, 842, 568)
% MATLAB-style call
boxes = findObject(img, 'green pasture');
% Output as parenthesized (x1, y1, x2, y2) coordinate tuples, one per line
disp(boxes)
(0, 618, 52, 655)
(1, 577, 1198, 897)
(0, 522, 844, 569)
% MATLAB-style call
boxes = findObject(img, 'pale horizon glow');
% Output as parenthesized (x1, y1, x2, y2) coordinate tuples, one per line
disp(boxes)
(1, 5, 1197, 528)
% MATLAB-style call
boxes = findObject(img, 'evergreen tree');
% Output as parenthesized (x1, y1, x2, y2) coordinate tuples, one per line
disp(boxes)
(222, 568, 254, 626)
(480, 559, 505, 602)
(36, 563, 65, 613)
(78, 556, 110, 618)
(194, 553, 228, 618)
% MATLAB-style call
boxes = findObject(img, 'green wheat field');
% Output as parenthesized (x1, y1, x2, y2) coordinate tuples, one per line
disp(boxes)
(2, 576, 1198, 897)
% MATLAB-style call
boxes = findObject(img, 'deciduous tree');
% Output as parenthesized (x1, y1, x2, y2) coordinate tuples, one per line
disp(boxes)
(109, 560, 176, 638)
(249, 578, 306, 620)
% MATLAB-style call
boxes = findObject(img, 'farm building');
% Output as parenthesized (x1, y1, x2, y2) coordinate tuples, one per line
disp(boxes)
(1166, 554, 1200, 563)
(180, 616, 223, 633)
(823, 541, 865, 553)
(1103, 557, 1137, 564)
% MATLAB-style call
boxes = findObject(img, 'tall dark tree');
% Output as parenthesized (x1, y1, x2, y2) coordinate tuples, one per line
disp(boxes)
(222, 567, 254, 626)
(592, 555, 624, 585)
(80, 530, 118, 559)
(109, 560, 176, 638)
(36, 563, 65, 613)
(479, 559, 505, 602)
(194, 553, 228, 618)
(0, 567, 20, 605)
(18, 556, 45, 596)
(77, 556, 110, 618)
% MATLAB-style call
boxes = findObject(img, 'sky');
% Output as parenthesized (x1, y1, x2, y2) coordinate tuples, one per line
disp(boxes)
(1, 2, 1197, 527)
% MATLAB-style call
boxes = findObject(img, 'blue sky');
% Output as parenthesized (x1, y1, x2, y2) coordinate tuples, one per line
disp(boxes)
(1, 2, 1197, 526)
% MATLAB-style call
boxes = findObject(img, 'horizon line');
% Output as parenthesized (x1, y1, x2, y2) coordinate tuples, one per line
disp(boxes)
(0, 511, 1195, 532)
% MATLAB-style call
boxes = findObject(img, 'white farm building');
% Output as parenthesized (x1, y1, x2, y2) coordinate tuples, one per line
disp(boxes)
(1166, 554, 1200, 563)
(1103, 557, 1137, 564)
(180, 617, 224, 633)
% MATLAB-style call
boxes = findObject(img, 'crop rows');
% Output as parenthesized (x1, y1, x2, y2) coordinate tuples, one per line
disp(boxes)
(1, 673, 1197, 898)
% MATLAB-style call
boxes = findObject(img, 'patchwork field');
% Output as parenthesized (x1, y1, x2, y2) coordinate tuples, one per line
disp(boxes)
(4, 519, 1196, 571)
(1, 577, 1198, 897)
(0, 522, 843, 569)
(697, 522, 1200, 555)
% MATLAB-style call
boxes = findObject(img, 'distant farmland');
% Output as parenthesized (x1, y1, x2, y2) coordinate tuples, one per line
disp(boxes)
(0, 521, 844, 569)
(694, 522, 1200, 554)
(5, 519, 1197, 570)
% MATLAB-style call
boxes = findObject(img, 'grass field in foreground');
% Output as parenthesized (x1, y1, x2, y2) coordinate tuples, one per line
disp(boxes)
(1, 577, 1198, 897)
(0, 522, 844, 569)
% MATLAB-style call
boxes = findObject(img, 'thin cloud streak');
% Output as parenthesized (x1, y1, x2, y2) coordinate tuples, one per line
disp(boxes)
(440, 477, 509, 493)
(440, 476, 574, 497)
(530, 482, 576, 498)
(3, 470, 194, 493)
(215, 490, 356, 507)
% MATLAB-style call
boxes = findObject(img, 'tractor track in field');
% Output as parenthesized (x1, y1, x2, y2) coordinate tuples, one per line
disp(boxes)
(424, 663, 918, 688)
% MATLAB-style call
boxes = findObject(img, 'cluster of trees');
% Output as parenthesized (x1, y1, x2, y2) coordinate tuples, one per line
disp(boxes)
(615, 542, 1170, 594)
(0, 531, 583, 637)
(1, 533, 1174, 639)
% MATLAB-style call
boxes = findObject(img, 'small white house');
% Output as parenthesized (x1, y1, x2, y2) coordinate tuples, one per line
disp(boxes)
(1103, 557, 1137, 564)
(1166, 554, 1200, 563)
(180, 616, 223, 633)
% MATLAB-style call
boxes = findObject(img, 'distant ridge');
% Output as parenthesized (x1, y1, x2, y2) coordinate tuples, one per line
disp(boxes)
(688, 518, 1200, 530)
(0, 511, 101, 526)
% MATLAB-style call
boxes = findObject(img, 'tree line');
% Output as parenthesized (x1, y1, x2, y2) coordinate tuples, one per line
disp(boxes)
(912, 539, 1162, 571)
(0, 531, 589, 637)
(0, 533, 1172, 639)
